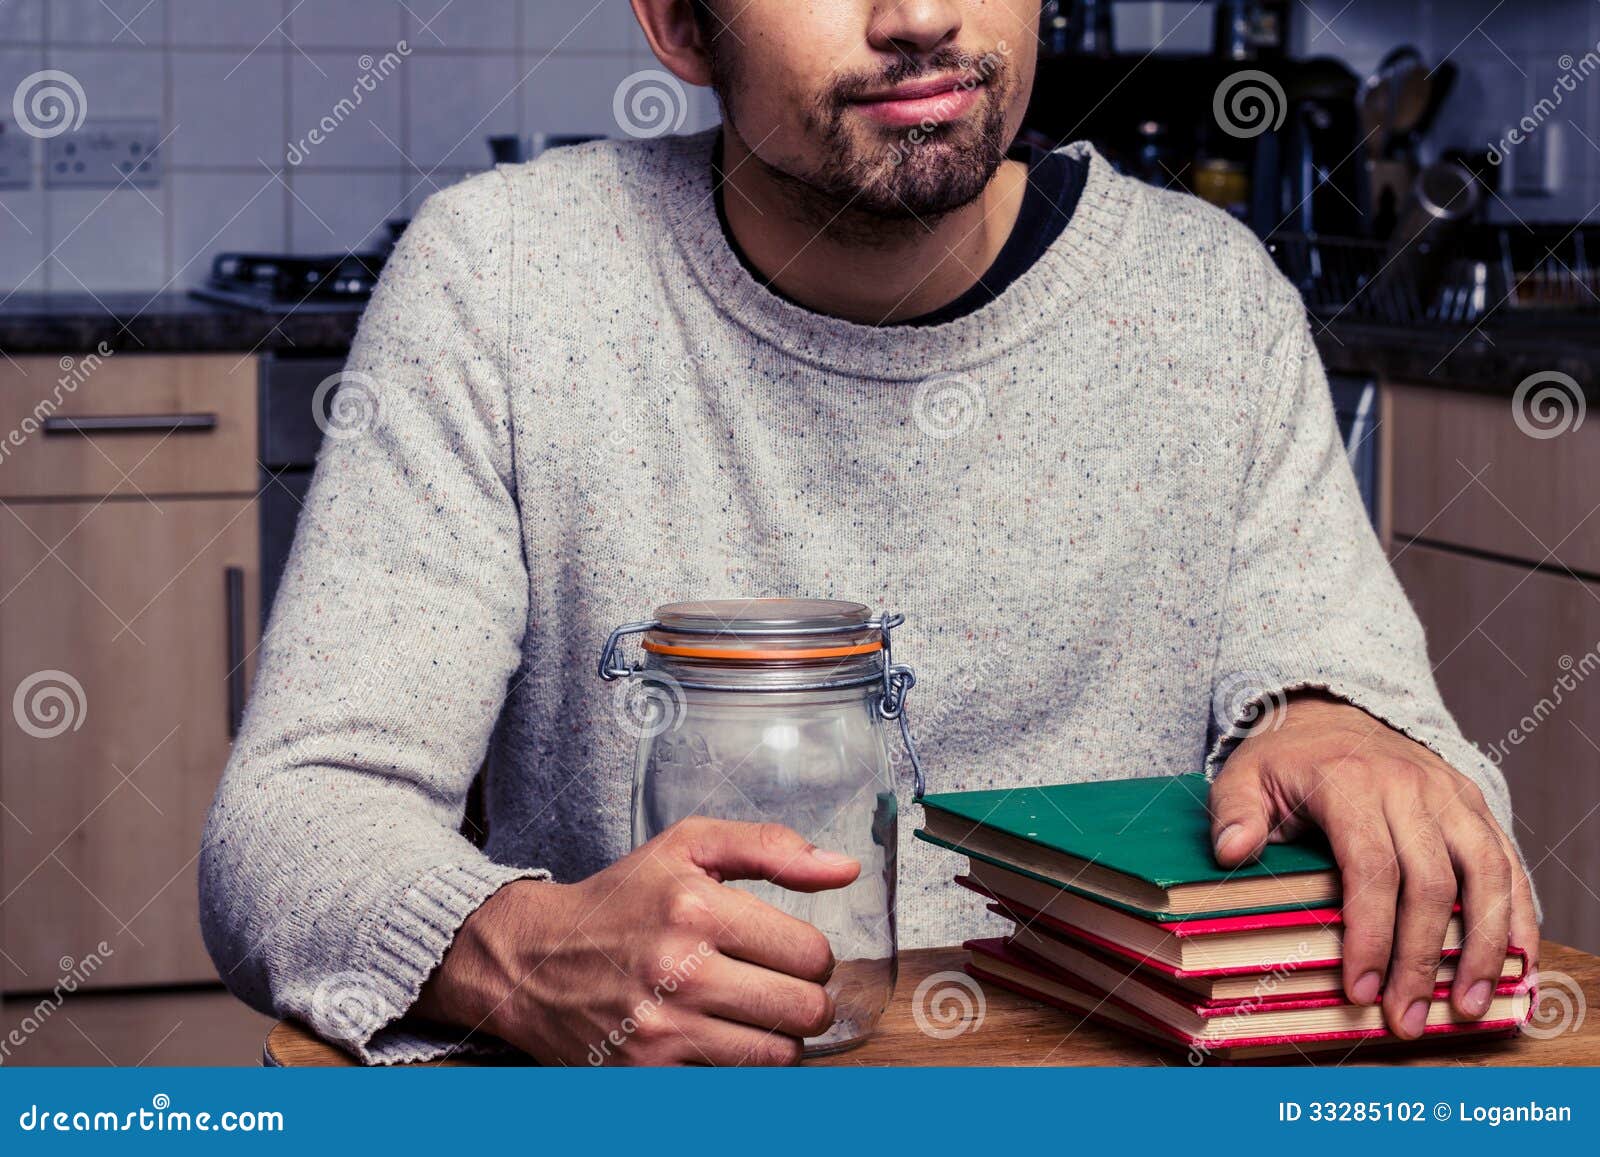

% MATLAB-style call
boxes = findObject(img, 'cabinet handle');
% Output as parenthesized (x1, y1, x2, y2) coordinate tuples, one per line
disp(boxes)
(43, 413, 218, 435)
(225, 566, 246, 739)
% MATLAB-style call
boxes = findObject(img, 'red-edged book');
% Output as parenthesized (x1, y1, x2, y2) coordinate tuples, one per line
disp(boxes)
(965, 937, 1531, 1063)
(959, 863, 1528, 1001)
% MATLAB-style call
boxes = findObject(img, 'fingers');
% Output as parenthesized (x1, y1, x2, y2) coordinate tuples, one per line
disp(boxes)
(1378, 791, 1457, 1039)
(1496, 825, 1541, 974)
(673, 818, 861, 892)
(701, 881, 837, 982)
(1317, 799, 1402, 1009)
(1441, 799, 1514, 1020)
(1208, 755, 1271, 866)
(690, 955, 835, 1038)
(689, 1018, 806, 1067)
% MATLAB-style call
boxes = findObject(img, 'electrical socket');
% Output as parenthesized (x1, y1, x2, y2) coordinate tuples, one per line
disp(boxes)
(45, 118, 162, 189)
(0, 122, 33, 190)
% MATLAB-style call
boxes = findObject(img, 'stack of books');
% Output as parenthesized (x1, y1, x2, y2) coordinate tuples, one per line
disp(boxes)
(916, 774, 1532, 1063)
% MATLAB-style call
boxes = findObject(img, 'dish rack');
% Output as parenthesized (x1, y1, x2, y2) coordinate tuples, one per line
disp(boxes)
(1269, 226, 1600, 327)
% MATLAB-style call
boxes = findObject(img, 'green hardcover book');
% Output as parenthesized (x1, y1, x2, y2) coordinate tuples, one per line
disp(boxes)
(915, 773, 1338, 921)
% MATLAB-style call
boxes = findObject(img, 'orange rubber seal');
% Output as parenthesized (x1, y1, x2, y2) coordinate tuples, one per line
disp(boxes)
(642, 639, 883, 661)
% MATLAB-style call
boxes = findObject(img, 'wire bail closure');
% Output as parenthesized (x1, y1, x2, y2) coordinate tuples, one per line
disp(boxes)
(597, 610, 926, 799)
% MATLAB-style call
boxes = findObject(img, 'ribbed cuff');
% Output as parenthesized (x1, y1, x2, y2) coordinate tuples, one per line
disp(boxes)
(349, 859, 551, 1065)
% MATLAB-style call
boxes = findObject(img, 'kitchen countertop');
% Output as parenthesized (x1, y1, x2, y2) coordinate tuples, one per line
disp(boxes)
(0, 292, 362, 358)
(1317, 317, 1598, 402)
(0, 293, 1593, 400)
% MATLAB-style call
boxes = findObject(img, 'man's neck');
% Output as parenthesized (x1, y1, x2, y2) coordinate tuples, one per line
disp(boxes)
(717, 126, 1029, 326)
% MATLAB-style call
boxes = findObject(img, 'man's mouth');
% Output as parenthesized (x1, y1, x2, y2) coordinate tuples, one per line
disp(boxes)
(847, 72, 985, 130)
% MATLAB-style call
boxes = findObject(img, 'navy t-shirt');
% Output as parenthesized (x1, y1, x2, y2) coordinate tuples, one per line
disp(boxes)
(714, 142, 1089, 327)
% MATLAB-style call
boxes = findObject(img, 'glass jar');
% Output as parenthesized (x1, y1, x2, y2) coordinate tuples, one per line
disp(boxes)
(598, 598, 923, 1055)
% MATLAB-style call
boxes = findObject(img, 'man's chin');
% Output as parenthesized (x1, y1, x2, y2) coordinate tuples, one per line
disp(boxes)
(854, 144, 1002, 220)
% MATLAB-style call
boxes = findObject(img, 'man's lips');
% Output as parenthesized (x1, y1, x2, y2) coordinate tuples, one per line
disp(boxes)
(848, 74, 984, 129)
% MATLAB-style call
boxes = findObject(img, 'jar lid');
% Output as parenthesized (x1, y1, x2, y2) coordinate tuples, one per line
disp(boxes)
(644, 598, 882, 662)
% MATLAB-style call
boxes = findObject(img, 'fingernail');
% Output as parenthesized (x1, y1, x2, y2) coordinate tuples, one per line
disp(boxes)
(811, 848, 856, 866)
(1352, 971, 1382, 1005)
(1214, 824, 1242, 854)
(1403, 999, 1430, 1038)
(1466, 979, 1494, 1016)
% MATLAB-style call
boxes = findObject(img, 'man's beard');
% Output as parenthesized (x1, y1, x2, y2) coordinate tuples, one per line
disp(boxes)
(716, 45, 1014, 225)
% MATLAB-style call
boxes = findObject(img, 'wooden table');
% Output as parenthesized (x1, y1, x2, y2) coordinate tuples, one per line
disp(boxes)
(265, 942, 1600, 1067)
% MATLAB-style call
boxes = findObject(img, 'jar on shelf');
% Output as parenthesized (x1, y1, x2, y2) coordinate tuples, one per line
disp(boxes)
(598, 598, 923, 1055)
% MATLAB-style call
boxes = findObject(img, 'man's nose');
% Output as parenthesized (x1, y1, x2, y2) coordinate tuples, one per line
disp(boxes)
(867, 0, 963, 57)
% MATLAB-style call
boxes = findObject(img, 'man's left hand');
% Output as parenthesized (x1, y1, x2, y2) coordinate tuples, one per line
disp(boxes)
(1208, 693, 1539, 1039)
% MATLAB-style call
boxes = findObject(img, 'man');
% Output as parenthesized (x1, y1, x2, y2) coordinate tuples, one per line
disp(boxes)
(200, 0, 1537, 1066)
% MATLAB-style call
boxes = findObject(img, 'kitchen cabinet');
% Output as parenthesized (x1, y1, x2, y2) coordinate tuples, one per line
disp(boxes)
(1387, 383, 1600, 576)
(0, 355, 259, 993)
(1392, 545, 1600, 954)
(1385, 381, 1600, 954)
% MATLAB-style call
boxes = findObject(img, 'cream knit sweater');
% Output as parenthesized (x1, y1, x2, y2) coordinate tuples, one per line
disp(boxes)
(199, 132, 1521, 1063)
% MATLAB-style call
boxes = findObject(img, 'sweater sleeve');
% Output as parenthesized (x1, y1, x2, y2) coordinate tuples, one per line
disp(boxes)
(199, 171, 548, 1065)
(1205, 270, 1529, 869)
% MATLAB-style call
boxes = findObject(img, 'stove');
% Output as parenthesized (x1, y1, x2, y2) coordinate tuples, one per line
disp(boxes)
(190, 251, 387, 313)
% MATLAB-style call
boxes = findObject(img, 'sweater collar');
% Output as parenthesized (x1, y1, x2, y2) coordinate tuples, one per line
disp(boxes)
(650, 128, 1140, 381)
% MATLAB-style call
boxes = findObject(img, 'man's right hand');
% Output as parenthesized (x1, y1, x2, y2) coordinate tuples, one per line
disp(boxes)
(414, 817, 860, 1065)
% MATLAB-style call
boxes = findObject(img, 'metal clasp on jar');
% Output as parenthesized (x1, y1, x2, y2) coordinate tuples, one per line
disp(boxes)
(597, 609, 927, 798)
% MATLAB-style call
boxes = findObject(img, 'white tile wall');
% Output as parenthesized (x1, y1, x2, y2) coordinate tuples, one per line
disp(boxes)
(1299, 0, 1600, 222)
(0, 0, 718, 294)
